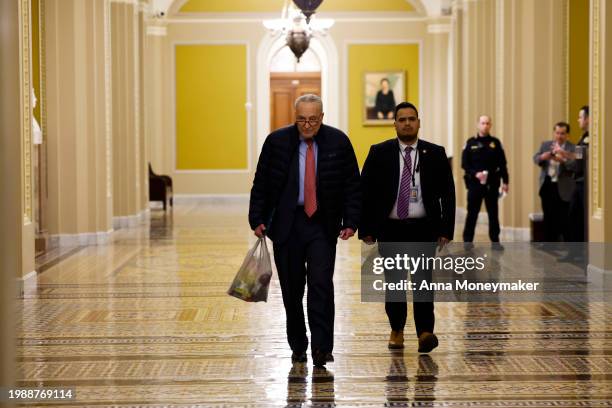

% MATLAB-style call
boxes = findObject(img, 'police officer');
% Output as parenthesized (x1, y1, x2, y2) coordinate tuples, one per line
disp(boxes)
(462, 115, 509, 249)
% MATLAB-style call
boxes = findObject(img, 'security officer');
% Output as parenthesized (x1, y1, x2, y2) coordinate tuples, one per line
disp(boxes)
(462, 115, 509, 249)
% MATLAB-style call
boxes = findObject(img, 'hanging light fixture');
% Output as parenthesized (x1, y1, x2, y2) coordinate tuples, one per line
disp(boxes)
(292, 0, 323, 23)
(262, 0, 333, 62)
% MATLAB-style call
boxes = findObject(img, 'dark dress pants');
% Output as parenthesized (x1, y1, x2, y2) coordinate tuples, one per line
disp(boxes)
(273, 209, 337, 356)
(462, 183, 500, 242)
(568, 181, 585, 242)
(539, 177, 570, 242)
(378, 218, 436, 337)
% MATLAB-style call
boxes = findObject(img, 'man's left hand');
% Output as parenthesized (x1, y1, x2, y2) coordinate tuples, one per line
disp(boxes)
(501, 183, 509, 194)
(339, 228, 355, 240)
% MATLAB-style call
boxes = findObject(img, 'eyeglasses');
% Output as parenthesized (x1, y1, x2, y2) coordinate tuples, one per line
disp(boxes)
(295, 118, 321, 127)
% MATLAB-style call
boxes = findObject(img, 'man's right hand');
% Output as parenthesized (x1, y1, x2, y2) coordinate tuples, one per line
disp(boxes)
(362, 235, 376, 245)
(254, 224, 266, 238)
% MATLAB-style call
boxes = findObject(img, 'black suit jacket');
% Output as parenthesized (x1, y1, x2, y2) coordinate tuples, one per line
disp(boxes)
(359, 138, 455, 241)
(249, 124, 361, 244)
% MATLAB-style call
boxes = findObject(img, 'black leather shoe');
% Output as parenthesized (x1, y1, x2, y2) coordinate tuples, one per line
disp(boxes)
(313, 350, 333, 367)
(291, 351, 307, 363)
(491, 242, 505, 251)
(418, 332, 439, 353)
(463, 242, 475, 251)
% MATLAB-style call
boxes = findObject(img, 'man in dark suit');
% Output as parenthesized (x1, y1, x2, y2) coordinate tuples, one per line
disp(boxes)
(533, 122, 576, 242)
(360, 102, 455, 353)
(249, 94, 361, 367)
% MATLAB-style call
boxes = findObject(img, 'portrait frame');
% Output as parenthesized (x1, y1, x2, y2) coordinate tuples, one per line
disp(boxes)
(363, 71, 405, 126)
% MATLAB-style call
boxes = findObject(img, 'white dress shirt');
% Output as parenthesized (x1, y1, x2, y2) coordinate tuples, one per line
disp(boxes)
(389, 139, 426, 219)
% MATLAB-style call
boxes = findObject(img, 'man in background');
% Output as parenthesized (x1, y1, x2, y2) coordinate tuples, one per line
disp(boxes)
(533, 122, 576, 242)
(461, 115, 509, 249)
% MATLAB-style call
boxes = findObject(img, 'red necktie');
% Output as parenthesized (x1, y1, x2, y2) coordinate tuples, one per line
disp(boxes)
(304, 139, 317, 217)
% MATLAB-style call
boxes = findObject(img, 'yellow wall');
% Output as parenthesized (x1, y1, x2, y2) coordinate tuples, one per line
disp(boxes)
(569, 0, 589, 142)
(179, 0, 413, 13)
(175, 44, 247, 170)
(348, 43, 420, 166)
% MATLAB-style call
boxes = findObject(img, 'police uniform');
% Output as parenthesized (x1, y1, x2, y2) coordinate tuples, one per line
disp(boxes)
(461, 134, 509, 242)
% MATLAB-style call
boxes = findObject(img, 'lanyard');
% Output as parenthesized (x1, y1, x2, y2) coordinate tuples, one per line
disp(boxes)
(400, 146, 419, 187)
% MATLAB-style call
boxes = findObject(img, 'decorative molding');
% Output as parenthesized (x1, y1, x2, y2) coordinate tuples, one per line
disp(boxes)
(165, 10, 428, 24)
(146, 25, 167, 36)
(172, 40, 253, 173)
(112, 209, 150, 229)
(39, 0, 49, 234)
(174, 193, 249, 200)
(456, 207, 530, 242)
(590, 0, 602, 212)
(48, 229, 115, 248)
(427, 23, 451, 34)
(173, 194, 249, 205)
(19, 0, 33, 225)
(21, 270, 37, 281)
(587, 262, 611, 277)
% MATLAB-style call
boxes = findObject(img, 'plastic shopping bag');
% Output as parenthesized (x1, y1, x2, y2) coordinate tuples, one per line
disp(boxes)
(227, 237, 273, 302)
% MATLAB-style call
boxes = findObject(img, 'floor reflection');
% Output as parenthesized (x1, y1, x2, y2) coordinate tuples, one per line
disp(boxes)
(286, 363, 308, 407)
(286, 363, 335, 407)
(385, 354, 439, 406)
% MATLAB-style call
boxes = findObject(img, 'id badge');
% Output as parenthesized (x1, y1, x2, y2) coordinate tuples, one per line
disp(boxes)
(409, 187, 419, 203)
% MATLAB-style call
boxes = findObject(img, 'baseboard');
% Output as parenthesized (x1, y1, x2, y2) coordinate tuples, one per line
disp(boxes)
(587, 263, 611, 276)
(173, 194, 249, 203)
(113, 208, 150, 230)
(48, 229, 114, 248)
(18, 270, 38, 296)
(456, 207, 530, 242)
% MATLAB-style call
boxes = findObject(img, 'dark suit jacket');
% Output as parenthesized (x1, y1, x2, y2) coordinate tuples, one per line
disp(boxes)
(533, 140, 576, 202)
(359, 138, 455, 241)
(249, 124, 361, 244)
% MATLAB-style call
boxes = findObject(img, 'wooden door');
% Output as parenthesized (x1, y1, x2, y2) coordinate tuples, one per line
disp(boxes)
(270, 72, 321, 131)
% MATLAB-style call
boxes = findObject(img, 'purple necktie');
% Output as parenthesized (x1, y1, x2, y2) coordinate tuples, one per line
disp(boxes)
(396, 147, 413, 219)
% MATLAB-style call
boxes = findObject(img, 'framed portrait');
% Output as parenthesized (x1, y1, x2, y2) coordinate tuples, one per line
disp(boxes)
(363, 71, 405, 126)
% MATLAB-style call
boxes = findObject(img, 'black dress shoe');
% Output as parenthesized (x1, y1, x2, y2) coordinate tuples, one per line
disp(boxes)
(418, 332, 439, 353)
(291, 351, 307, 363)
(491, 242, 505, 251)
(313, 350, 333, 367)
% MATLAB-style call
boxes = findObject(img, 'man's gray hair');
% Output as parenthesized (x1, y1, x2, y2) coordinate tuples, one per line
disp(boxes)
(294, 94, 323, 110)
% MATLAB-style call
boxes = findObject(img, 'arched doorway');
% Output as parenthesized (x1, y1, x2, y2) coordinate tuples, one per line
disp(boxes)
(256, 33, 338, 152)
(269, 46, 322, 131)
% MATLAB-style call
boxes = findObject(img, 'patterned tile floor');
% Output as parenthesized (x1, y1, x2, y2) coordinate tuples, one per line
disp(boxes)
(17, 199, 612, 407)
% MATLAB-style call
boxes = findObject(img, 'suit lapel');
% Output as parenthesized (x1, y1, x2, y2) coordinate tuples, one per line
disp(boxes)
(416, 141, 428, 199)
(390, 139, 400, 193)
(288, 126, 301, 192)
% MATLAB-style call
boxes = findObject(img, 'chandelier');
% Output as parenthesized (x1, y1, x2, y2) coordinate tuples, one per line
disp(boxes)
(263, 0, 334, 62)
